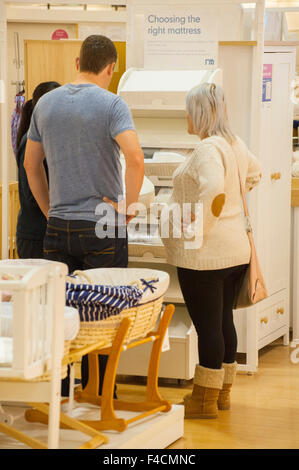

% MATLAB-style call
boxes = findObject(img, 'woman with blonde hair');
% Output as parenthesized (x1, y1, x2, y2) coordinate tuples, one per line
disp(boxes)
(161, 83, 261, 419)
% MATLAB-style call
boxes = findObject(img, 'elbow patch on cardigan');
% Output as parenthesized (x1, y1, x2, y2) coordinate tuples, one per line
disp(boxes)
(211, 193, 226, 217)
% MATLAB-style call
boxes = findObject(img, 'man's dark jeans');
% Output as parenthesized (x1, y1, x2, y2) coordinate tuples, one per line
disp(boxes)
(43, 217, 128, 397)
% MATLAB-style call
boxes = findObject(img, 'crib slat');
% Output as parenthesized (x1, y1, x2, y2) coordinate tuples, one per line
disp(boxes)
(28, 289, 34, 366)
(41, 285, 47, 361)
(45, 285, 52, 361)
(33, 286, 39, 363)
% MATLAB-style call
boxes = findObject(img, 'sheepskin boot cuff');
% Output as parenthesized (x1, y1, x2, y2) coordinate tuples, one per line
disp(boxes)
(222, 361, 238, 384)
(193, 364, 224, 390)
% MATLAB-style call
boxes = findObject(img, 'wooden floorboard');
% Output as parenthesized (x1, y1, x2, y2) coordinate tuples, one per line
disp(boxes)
(116, 340, 299, 449)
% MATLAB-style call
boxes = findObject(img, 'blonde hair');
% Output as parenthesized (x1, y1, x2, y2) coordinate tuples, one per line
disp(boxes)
(186, 82, 235, 144)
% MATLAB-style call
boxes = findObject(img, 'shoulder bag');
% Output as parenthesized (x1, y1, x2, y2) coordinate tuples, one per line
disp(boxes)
(233, 159, 268, 309)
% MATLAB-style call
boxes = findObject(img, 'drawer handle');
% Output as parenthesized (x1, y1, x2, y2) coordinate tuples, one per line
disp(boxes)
(271, 172, 281, 181)
(260, 317, 269, 324)
(277, 308, 284, 315)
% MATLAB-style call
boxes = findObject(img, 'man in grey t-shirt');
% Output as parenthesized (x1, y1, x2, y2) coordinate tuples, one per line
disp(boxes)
(24, 35, 144, 396)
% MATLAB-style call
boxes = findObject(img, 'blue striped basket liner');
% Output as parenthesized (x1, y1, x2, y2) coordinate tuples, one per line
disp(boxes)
(65, 282, 144, 323)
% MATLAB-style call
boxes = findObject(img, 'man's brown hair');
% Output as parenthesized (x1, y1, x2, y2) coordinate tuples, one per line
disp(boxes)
(79, 35, 117, 74)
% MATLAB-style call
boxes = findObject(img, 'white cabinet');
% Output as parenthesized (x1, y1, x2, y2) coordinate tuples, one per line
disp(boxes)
(235, 48, 294, 372)
(258, 52, 293, 296)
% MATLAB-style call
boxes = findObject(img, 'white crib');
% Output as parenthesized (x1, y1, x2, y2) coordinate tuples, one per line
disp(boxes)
(0, 260, 109, 449)
(0, 262, 67, 448)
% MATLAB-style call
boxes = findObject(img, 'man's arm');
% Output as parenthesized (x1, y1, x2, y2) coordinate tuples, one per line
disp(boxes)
(104, 130, 144, 222)
(24, 139, 50, 219)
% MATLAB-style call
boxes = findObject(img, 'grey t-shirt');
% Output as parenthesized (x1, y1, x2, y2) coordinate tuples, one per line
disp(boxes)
(28, 83, 135, 222)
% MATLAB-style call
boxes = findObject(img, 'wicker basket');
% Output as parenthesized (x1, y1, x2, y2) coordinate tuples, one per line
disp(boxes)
(68, 270, 166, 350)
(70, 296, 164, 350)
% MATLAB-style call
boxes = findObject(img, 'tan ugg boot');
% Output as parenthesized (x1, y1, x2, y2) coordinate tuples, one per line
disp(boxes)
(184, 365, 224, 419)
(217, 361, 237, 410)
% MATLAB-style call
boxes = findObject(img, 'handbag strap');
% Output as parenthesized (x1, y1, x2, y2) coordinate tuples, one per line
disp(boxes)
(231, 143, 252, 233)
(210, 136, 253, 234)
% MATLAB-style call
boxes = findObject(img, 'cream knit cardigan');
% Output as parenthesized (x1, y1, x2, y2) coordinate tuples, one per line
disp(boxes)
(160, 135, 262, 270)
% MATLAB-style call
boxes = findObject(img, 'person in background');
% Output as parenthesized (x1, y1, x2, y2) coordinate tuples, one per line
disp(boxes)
(16, 81, 61, 259)
(161, 83, 261, 419)
(11, 91, 25, 157)
(24, 35, 144, 397)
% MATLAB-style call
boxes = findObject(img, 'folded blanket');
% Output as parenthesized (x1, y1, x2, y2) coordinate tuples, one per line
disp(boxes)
(65, 282, 144, 322)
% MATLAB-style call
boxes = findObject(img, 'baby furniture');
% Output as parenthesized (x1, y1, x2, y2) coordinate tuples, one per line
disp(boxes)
(25, 267, 175, 434)
(0, 261, 109, 449)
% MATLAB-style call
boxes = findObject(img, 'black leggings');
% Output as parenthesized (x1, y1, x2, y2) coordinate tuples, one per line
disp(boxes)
(177, 264, 248, 370)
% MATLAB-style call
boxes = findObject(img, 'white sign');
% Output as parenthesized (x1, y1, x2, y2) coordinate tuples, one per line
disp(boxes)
(144, 8, 218, 70)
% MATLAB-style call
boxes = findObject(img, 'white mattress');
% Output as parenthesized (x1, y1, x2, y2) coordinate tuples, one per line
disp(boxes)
(0, 304, 80, 342)
(120, 158, 155, 209)
(69, 268, 169, 305)
(0, 337, 12, 365)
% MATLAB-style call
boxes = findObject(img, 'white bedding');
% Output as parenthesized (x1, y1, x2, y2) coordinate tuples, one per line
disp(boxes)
(0, 337, 12, 365)
(69, 268, 169, 305)
(0, 304, 80, 342)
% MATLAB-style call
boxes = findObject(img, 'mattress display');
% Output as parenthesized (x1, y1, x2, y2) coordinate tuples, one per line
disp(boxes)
(120, 157, 155, 209)
(144, 150, 186, 178)
(127, 222, 166, 259)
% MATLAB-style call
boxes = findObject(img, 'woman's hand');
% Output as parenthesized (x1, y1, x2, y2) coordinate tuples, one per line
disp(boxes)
(182, 211, 196, 234)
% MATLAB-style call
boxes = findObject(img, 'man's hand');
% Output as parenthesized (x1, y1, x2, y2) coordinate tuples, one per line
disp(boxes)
(103, 197, 137, 224)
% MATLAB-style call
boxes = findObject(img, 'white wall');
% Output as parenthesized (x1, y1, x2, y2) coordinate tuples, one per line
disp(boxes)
(78, 22, 126, 41)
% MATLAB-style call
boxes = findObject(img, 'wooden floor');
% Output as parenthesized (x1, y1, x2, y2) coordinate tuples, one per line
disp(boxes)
(116, 340, 299, 449)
